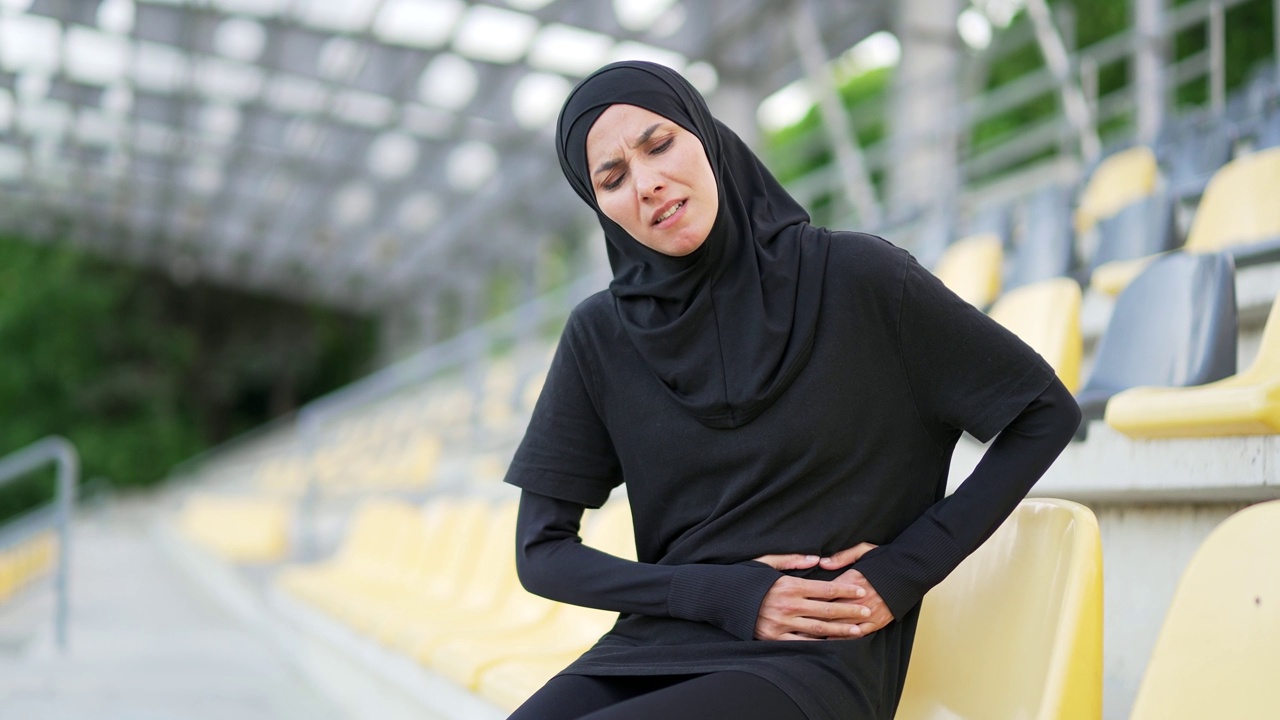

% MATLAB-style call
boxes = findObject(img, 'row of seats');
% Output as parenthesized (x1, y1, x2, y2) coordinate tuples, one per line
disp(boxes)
(267, 490, 1277, 718)
(0, 531, 56, 605)
(274, 494, 633, 710)
(937, 144, 1280, 310)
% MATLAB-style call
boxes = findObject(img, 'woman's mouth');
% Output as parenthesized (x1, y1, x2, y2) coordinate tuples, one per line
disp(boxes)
(654, 200, 686, 225)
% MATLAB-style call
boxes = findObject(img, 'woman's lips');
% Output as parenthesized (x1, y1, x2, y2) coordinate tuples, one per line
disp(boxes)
(653, 199, 687, 227)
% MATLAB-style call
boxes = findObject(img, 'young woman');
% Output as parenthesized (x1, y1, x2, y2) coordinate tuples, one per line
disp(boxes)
(503, 61, 1080, 720)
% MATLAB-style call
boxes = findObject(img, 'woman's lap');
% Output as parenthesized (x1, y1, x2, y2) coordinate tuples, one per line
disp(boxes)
(507, 671, 806, 720)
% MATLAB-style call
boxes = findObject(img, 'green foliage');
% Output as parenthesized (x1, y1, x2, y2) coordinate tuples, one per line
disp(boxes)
(1172, 0, 1277, 107)
(0, 235, 375, 523)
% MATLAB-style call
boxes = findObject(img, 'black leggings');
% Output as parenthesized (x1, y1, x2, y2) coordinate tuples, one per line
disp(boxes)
(506, 671, 806, 720)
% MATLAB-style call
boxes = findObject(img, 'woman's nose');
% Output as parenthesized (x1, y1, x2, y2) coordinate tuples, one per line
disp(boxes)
(633, 164, 665, 198)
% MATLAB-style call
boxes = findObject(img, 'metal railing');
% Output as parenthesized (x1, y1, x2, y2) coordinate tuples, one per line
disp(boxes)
(775, 0, 1275, 232)
(0, 436, 78, 651)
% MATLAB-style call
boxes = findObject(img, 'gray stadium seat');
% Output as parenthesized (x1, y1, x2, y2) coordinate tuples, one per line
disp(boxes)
(1074, 251, 1238, 437)
(1007, 184, 1075, 290)
(1089, 191, 1178, 272)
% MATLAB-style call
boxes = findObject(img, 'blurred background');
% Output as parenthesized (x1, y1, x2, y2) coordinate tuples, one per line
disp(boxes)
(0, 1, 1277, 719)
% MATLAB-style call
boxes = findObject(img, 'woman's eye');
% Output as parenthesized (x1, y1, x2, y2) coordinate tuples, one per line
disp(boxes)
(651, 137, 674, 154)
(602, 172, 625, 191)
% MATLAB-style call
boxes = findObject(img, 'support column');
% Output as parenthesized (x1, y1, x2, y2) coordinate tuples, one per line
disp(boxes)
(1133, 0, 1167, 145)
(887, 0, 963, 254)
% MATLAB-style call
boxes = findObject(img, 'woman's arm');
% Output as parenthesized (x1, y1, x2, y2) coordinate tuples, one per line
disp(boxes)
(831, 376, 1081, 626)
(516, 489, 870, 641)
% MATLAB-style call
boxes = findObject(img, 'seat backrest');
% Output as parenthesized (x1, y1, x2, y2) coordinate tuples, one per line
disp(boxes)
(932, 233, 1003, 309)
(1163, 119, 1236, 198)
(1090, 192, 1178, 270)
(1185, 147, 1280, 252)
(584, 499, 637, 562)
(1128, 500, 1280, 720)
(334, 498, 424, 565)
(453, 500, 521, 610)
(1235, 293, 1280, 384)
(1075, 146, 1159, 235)
(1082, 251, 1237, 396)
(988, 278, 1083, 393)
(1009, 184, 1075, 289)
(896, 499, 1103, 720)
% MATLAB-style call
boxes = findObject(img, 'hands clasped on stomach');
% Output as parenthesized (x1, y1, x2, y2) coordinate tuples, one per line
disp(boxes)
(752, 543, 894, 641)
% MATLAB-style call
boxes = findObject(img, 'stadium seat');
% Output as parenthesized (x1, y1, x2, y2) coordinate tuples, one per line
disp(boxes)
(1074, 251, 1237, 432)
(1007, 185, 1075, 290)
(1127, 500, 1280, 720)
(1074, 146, 1160, 237)
(1091, 147, 1280, 295)
(1086, 191, 1178, 294)
(932, 233, 1003, 309)
(0, 532, 56, 604)
(1257, 106, 1280, 150)
(1105, 292, 1280, 437)
(478, 650, 584, 711)
(1161, 117, 1236, 202)
(178, 493, 291, 563)
(426, 499, 636, 690)
(895, 499, 1102, 720)
(987, 278, 1083, 394)
(276, 497, 427, 608)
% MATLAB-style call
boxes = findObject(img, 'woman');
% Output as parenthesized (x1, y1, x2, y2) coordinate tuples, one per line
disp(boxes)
(503, 61, 1080, 720)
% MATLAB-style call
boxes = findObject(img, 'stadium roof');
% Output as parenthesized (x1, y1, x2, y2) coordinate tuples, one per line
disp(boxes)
(0, 0, 886, 312)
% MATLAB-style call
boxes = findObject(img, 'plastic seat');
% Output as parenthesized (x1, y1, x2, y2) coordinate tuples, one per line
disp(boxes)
(895, 499, 1102, 720)
(987, 278, 1083, 394)
(1162, 118, 1236, 202)
(1007, 185, 1075, 290)
(1074, 251, 1237, 432)
(1105, 292, 1280, 437)
(178, 493, 291, 563)
(1128, 500, 1280, 720)
(932, 233, 1003, 309)
(1086, 192, 1178, 295)
(427, 499, 636, 690)
(1091, 147, 1280, 295)
(1074, 146, 1160, 237)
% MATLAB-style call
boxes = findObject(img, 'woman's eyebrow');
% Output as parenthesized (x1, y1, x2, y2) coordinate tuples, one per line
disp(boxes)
(593, 123, 663, 176)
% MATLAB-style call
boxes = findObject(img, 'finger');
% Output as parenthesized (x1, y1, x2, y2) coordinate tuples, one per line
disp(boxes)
(819, 542, 879, 570)
(776, 633, 820, 641)
(753, 553, 820, 570)
(781, 576, 868, 602)
(786, 598, 874, 622)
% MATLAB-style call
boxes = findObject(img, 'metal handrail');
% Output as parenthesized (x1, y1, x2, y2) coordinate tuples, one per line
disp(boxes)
(0, 436, 78, 651)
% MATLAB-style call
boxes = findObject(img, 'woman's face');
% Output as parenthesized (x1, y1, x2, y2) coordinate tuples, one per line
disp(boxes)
(584, 104, 718, 257)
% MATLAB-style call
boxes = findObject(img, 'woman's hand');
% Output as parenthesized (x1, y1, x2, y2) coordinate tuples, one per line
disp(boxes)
(819, 543, 895, 637)
(752, 553, 871, 641)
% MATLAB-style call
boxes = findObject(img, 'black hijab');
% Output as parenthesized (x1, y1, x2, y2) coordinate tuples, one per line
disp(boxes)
(556, 61, 831, 429)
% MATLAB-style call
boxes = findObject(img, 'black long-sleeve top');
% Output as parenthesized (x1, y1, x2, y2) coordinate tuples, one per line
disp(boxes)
(504, 233, 1081, 720)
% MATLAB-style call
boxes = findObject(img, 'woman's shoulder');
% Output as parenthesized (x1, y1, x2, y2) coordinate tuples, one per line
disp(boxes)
(824, 230, 911, 287)
(561, 289, 623, 350)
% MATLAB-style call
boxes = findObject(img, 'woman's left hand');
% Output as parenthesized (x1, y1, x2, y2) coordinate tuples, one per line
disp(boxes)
(820, 543, 895, 636)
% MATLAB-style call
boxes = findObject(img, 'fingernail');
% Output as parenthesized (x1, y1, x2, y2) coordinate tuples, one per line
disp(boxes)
(862, 607, 871, 617)
(805, 555, 819, 563)
(819, 557, 830, 563)
(856, 588, 866, 598)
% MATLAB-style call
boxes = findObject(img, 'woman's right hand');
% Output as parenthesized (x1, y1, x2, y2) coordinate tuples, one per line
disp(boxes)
(751, 554, 871, 641)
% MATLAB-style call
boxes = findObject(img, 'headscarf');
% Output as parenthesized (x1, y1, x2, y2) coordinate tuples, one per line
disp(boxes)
(556, 61, 831, 429)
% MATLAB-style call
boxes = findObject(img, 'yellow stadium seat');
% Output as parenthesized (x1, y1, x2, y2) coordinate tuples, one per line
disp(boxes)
(895, 499, 1102, 720)
(1106, 292, 1280, 437)
(425, 499, 636, 690)
(355, 500, 520, 645)
(988, 278, 1084, 393)
(276, 498, 426, 606)
(1092, 147, 1280, 295)
(178, 494, 291, 563)
(932, 234, 1003, 309)
(1183, 147, 1280, 255)
(1075, 146, 1160, 235)
(477, 651, 583, 711)
(1128, 500, 1280, 720)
